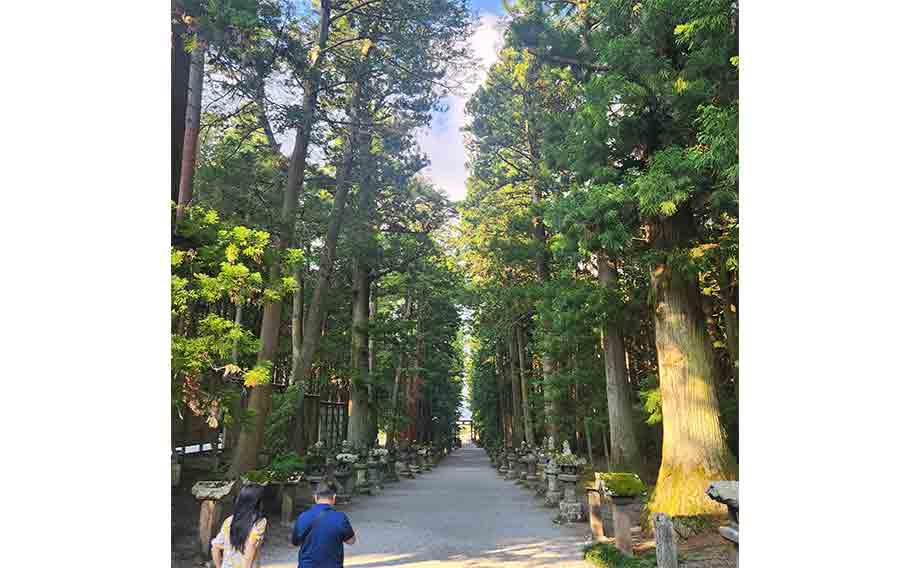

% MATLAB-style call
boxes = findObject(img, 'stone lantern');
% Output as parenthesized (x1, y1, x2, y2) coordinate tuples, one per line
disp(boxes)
(558, 471, 584, 522)
(544, 459, 562, 507)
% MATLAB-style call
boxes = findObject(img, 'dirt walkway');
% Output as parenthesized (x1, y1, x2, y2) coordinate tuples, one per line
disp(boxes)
(258, 444, 590, 567)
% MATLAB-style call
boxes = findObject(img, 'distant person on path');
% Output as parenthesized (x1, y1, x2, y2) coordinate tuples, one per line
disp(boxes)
(292, 480, 356, 568)
(211, 483, 268, 568)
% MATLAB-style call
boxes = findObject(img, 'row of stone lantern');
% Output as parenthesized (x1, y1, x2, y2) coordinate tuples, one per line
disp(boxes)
(483, 438, 586, 525)
(191, 439, 453, 561)
(480, 440, 655, 560)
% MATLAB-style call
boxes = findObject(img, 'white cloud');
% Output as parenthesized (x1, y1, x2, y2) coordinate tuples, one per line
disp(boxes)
(418, 12, 505, 202)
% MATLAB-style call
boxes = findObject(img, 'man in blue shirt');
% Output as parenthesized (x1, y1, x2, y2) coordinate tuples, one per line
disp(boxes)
(292, 480, 357, 568)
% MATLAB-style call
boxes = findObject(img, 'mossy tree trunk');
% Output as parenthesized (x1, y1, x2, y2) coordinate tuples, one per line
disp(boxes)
(647, 211, 737, 517)
(348, 146, 377, 447)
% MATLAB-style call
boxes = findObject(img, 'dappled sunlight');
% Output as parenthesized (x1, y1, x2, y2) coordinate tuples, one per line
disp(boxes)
(254, 448, 589, 568)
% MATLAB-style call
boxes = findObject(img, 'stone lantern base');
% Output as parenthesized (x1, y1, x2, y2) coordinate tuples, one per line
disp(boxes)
(544, 474, 562, 507)
(558, 474, 584, 522)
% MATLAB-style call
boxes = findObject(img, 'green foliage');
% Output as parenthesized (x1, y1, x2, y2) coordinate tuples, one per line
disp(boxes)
(462, 0, 738, 474)
(595, 472, 648, 497)
(240, 469, 273, 485)
(267, 452, 308, 481)
(583, 543, 657, 568)
(243, 362, 272, 387)
(638, 374, 662, 426)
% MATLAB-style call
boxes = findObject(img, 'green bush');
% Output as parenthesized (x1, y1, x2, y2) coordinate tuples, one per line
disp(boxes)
(268, 452, 307, 481)
(583, 543, 656, 568)
(241, 469, 273, 484)
(595, 472, 648, 497)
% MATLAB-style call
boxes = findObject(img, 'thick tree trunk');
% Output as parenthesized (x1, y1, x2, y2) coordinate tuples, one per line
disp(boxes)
(508, 326, 525, 446)
(390, 289, 412, 444)
(647, 212, 737, 517)
(408, 327, 424, 442)
(348, 257, 372, 445)
(516, 325, 535, 446)
(175, 38, 205, 224)
(523, 64, 557, 441)
(349, 142, 377, 446)
(292, 56, 369, 451)
(228, 1, 331, 476)
(596, 251, 642, 472)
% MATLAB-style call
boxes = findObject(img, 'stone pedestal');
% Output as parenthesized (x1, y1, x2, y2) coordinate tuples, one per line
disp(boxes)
(498, 453, 509, 477)
(336, 469, 354, 504)
(191, 480, 235, 559)
(610, 496, 638, 556)
(587, 488, 615, 539)
(522, 455, 536, 483)
(398, 459, 414, 479)
(558, 474, 584, 522)
(280, 482, 299, 526)
(421, 453, 432, 472)
(409, 453, 421, 476)
(354, 462, 370, 495)
(535, 458, 549, 496)
(367, 459, 383, 493)
(505, 453, 519, 480)
(544, 463, 561, 507)
(384, 458, 399, 482)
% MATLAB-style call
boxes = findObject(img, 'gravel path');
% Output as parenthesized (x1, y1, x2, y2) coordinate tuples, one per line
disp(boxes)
(258, 444, 590, 567)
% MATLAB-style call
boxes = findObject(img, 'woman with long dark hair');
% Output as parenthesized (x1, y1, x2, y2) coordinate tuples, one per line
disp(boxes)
(211, 483, 268, 568)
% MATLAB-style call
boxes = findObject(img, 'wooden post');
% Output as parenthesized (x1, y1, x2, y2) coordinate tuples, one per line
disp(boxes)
(611, 496, 635, 556)
(280, 483, 297, 526)
(587, 489, 605, 541)
(191, 481, 235, 560)
(198, 500, 223, 558)
(654, 513, 679, 568)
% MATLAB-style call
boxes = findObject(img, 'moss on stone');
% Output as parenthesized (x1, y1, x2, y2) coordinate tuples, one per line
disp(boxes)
(595, 472, 647, 497)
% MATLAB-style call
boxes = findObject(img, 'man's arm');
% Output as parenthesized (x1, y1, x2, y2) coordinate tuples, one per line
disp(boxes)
(291, 515, 303, 547)
(341, 514, 356, 545)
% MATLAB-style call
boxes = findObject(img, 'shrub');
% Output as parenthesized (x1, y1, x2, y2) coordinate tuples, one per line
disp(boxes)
(583, 543, 656, 568)
(595, 472, 648, 497)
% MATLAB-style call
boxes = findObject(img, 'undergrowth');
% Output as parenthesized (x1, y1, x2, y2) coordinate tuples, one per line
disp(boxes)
(583, 543, 657, 568)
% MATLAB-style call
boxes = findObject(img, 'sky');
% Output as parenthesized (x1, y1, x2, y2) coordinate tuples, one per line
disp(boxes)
(416, 1, 507, 203)
(426, 2, 507, 423)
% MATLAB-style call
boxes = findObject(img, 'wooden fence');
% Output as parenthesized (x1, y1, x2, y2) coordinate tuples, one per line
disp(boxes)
(173, 395, 348, 455)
